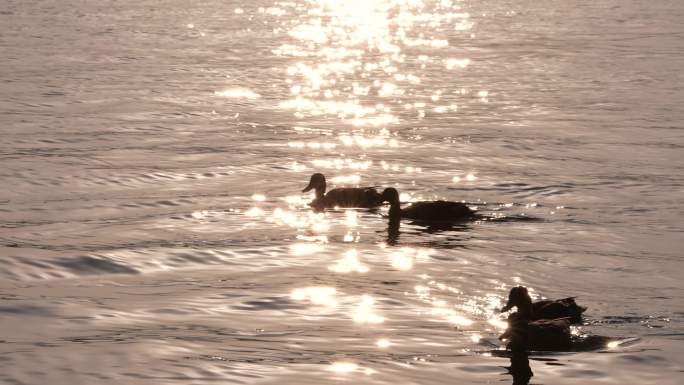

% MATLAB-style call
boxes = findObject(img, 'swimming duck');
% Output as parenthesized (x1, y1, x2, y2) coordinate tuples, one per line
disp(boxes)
(501, 286, 586, 324)
(381, 187, 476, 222)
(499, 286, 612, 352)
(302, 173, 383, 209)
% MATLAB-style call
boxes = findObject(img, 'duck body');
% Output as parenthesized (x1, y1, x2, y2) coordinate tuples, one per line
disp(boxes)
(381, 187, 476, 222)
(401, 200, 475, 221)
(303, 173, 382, 209)
(502, 286, 586, 324)
(527, 298, 586, 322)
(312, 187, 383, 209)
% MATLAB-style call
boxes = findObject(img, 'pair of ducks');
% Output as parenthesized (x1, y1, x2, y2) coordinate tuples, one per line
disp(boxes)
(302, 173, 476, 221)
(499, 286, 611, 351)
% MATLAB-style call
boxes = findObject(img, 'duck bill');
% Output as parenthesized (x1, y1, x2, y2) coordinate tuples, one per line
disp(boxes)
(302, 183, 314, 193)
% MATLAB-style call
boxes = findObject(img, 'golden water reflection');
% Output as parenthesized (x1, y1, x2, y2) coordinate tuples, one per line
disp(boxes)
(329, 249, 369, 273)
(331, 174, 361, 185)
(353, 295, 385, 324)
(389, 247, 432, 271)
(376, 338, 392, 348)
(271, 208, 328, 229)
(328, 361, 358, 373)
(390, 251, 413, 270)
(487, 318, 508, 330)
(251, 193, 266, 201)
(209, 1, 549, 364)
(329, 362, 376, 376)
(311, 158, 372, 170)
(290, 243, 324, 256)
(244, 207, 266, 217)
(268, 0, 476, 127)
(291, 286, 338, 308)
(289, 131, 399, 151)
(214, 88, 260, 99)
(412, 278, 511, 331)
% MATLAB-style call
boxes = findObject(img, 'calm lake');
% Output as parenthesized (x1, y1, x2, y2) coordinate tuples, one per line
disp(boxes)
(1, 0, 683, 384)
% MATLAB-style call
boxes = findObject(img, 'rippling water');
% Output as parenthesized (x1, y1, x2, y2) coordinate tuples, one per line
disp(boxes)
(1, 0, 683, 383)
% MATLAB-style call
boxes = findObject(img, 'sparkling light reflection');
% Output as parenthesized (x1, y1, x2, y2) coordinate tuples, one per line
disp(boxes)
(391, 252, 413, 270)
(446, 58, 471, 69)
(272, 208, 328, 229)
(269, 0, 475, 128)
(329, 249, 369, 273)
(252, 193, 266, 201)
(191, 210, 208, 219)
(245, 207, 266, 217)
(251, 0, 496, 352)
(329, 362, 358, 373)
(331, 174, 361, 184)
(214, 88, 260, 99)
(291, 287, 338, 308)
(487, 318, 508, 330)
(353, 295, 385, 324)
(290, 243, 323, 255)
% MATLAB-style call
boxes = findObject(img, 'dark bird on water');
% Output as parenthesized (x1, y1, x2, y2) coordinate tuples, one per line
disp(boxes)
(501, 286, 586, 324)
(499, 286, 613, 352)
(302, 173, 383, 209)
(380, 187, 476, 222)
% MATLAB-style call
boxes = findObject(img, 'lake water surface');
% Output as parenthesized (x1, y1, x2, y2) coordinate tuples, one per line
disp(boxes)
(1, 0, 683, 384)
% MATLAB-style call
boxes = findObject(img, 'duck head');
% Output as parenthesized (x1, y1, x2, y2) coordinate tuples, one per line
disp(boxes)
(381, 187, 402, 219)
(302, 173, 326, 199)
(502, 286, 533, 315)
(380, 187, 400, 205)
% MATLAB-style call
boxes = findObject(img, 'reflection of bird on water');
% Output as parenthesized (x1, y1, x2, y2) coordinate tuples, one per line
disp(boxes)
(302, 173, 383, 210)
(501, 286, 586, 324)
(507, 351, 533, 385)
(386, 216, 400, 245)
(381, 187, 477, 222)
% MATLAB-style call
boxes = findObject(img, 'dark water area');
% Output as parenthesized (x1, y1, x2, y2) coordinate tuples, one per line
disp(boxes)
(1, 0, 683, 384)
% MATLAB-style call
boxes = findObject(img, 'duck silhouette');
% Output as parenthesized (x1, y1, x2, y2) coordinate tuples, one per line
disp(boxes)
(500, 287, 613, 352)
(302, 173, 383, 210)
(381, 187, 477, 222)
(501, 286, 586, 324)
